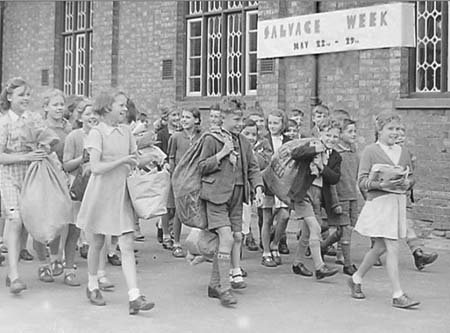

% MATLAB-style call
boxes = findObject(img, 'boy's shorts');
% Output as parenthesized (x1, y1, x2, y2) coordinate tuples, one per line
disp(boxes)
(201, 185, 244, 233)
(335, 200, 358, 227)
(293, 185, 323, 224)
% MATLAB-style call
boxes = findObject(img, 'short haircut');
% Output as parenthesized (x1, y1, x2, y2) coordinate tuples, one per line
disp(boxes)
(93, 89, 128, 116)
(287, 118, 298, 128)
(209, 103, 221, 111)
(159, 101, 179, 120)
(242, 118, 258, 134)
(42, 88, 65, 108)
(289, 108, 304, 117)
(341, 118, 356, 131)
(375, 111, 401, 133)
(317, 117, 341, 132)
(312, 104, 330, 116)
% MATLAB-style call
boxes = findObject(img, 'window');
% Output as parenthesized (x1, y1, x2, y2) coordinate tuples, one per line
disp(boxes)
(415, 1, 448, 93)
(63, 1, 93, 96)
(186, 1, 259, 97)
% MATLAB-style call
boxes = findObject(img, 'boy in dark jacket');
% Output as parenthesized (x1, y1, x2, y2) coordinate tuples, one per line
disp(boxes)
(289, 118, 341, 280)
(198, 99, 264, 307)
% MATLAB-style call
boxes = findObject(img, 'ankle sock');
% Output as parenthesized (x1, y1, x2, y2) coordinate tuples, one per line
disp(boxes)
(128, 288, 140, 302)
(392, 290, 404, 299)
(88, 274, 99, 291)
(352, 273, 362, 284)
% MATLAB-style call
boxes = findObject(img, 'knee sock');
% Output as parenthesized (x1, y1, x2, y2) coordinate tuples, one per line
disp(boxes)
(209, 254, 220, 288)
(310, 239, 324, 270)
(341, 241, 352, 267)
(217, 252, 231, 291)
(293, 238, 309, 265)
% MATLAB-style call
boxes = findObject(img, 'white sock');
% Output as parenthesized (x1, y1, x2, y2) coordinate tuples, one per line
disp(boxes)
(97, 270, 106, 279)
(128, 288, 140, 301)
(88, 274, 99, 291)
(392, 290, 404, 299)
(352, 273, 362, 284)
(50, 254, 59, 262)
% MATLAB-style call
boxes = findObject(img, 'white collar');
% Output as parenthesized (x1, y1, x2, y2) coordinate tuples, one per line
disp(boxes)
(8, 110, 28, 122)
(98, 122, 124, 136)
(377, 141, 399, 151)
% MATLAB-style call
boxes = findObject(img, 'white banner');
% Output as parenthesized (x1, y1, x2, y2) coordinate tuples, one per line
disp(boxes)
(257, 3, 416, 58)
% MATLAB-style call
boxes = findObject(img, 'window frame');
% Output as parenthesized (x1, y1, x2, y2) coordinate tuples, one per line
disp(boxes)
(185, 1, 259, 97)
(62, 1, 93, 97)
(409, 1, 450, 98)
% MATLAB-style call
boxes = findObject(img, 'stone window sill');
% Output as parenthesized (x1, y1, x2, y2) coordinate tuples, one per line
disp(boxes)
(395, 96, 450, 109)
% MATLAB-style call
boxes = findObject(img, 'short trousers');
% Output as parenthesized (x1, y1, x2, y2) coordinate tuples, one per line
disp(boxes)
(328, 200, 358, 227)
(293, 185, 323, 222)
(201, 185, 244, 233)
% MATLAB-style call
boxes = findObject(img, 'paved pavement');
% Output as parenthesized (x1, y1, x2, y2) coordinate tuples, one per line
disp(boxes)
(0, 220, 449, 333)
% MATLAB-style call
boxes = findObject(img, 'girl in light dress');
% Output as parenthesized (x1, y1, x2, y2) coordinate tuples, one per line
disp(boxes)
(77, 89, 154, 315)
(348, 111, 420, 309)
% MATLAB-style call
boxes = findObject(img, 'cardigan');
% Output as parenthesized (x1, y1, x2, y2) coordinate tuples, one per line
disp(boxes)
(358, 143, 414, 201)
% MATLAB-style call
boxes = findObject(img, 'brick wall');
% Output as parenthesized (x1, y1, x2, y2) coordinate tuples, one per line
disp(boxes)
(2, 1, 56, 113)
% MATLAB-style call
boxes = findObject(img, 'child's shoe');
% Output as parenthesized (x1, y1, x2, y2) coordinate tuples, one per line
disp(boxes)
(0, 242, 7, 253)
(261, 255, 277, 268)
(0, 253, 5, 265)
(86, 287, 106, 306)
(107, 254, 121, 266)
(6, 276, 27, 294)
(392, 293, 420, 309)
(129, 295, 155, 315)
(98, 276, 115, 291)
(38, 266, 54, 283)
(413, 249, 438, 271)
(207, 285, 221, 299)
(64, 272, 81, 287)
(51, 260, 64, 277)
(315, 264, 338, 280)
(347, 277, 365, 299)
(343, 264, 358, 276)
(79, 244, 89, 259)
(229, 273, 247, 290)
(219, 289, 237, 307)
(172, 245, 185, 258)
(162, 238, 174, 250)
(245, 234, 259, 251)
(19, 249, 33, 261)
(374, 258, 383, 267)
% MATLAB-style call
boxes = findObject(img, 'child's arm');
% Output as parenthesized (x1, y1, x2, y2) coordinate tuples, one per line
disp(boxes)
(247, 146, 264, 193)
(198, 135, 232, 176)
(329, 184, 342, 213)
(167, 135, 177, 173)
(291, 142, 319, 162)
(321, 153, 341, 185)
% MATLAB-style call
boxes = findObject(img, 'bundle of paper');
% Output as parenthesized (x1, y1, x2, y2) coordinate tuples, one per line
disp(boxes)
(368, 164, 410, 193)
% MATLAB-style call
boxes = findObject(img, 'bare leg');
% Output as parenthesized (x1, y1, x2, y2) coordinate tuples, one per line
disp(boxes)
(5, 218, 22, 280)
(118, 232, 138, 291)
(384, 238, 403, 297)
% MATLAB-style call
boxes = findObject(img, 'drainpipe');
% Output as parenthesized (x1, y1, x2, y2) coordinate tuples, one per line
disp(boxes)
(310, 1, 320, 107)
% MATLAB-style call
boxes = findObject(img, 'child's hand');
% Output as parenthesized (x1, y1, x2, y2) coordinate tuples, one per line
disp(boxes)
(380, 178, 405, 191)
(220, 139, 234, 156)
(333, 205, 343, 215)
(23, 150, 48, 162)
(122, 155, 138, 168)
(254, 187, 264, 207)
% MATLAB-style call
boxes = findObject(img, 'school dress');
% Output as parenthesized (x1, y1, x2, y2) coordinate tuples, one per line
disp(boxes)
(76, 122, 137, 236)
(0, 110, 44, 218)
(354, 142, 412, 240)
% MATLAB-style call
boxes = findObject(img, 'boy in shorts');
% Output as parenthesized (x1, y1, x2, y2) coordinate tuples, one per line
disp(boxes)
(198, 99, 264, 307)
(289, 118, 341, 280)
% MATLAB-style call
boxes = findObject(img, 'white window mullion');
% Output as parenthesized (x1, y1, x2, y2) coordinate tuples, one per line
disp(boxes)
(246, 10, 258, 95)
(187, 18, 203, 96)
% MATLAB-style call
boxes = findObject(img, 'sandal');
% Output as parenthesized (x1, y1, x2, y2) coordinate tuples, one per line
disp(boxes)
(270, 249, 282, 266)
(51, 260, 64, 277)
(38, 266, 54, 283)
(230, 273, 247, 289)
(64, 272, 81, 287)
(162, 238, 174, 250)
(261, 255, 277, 268)
(172, 246, 185, 258)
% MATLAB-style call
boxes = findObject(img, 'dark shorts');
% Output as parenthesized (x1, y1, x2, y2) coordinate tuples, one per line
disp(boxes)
(201, 185, 244, 233)
(293, 185, 323, 220)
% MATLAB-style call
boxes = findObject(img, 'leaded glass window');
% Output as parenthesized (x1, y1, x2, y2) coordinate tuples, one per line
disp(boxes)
(63, 1, 93, 96)
(186, 1, 259, 97)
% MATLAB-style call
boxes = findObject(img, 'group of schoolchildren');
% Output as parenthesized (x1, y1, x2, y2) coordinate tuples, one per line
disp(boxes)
(0, 76, 440, 315)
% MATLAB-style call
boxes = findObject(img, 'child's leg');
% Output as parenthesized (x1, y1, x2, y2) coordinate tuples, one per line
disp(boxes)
(340, 226, 353, 267)
(383, 238, 403, 297)
(6, 217, 24, 280)
(20, 225, 29, 251)
(261, 207, 273, 256)
(65, 224, 81, 271)
(58, 224, 69, 259)
(293, 217, 310, 266)
(353, 238, 386, 283)
(257, 207, 263, 245)
(87, 233, 105, 290)
(172, 214, 182, 246)
(118, 232, 140, 300)
(230, 231, 242, 270)
(302, 216, 324, 270)
(214, 226, 234, 292)
(271, 208, 290, 248)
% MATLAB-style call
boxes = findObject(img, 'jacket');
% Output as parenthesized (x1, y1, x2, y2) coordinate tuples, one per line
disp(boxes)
(198, 132, 264, 205)
(288, 141, 342, 215)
